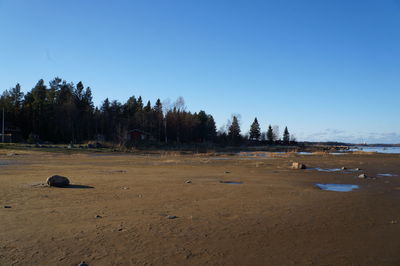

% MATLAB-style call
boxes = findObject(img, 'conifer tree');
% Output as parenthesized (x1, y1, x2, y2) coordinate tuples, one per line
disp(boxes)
(228, 116, 241, 144)
(283, 126, 290, 144)
(249, 117, 261, 141)
(266, 124, 274, 144)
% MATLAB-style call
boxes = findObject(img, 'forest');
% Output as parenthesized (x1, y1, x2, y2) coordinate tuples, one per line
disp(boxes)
(0, 78, 295, 146)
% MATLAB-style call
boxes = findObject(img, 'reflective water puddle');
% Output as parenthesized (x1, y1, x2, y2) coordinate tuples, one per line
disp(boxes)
(309, 168, 342, 172)
(377, 173, 398, 177)
(220, 181, 243, 184)
(308, 168, 360, 173)
(315, 184, 359, 192)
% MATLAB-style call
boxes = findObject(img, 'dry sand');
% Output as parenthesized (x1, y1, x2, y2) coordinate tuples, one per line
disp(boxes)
(1, 150, 400, 265)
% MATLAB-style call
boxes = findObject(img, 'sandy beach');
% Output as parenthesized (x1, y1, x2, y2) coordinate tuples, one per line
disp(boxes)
(1, 150, 400, 265)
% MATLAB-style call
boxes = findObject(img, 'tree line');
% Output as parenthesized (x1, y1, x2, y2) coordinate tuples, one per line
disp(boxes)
(0, 78, 295, 146)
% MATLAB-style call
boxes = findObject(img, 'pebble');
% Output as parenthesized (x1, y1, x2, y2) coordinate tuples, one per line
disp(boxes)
(95, 215, 102, 219)
(185, 180, 192, 184)
(4, 206, 12, 208)
(166, 215, 177, 219)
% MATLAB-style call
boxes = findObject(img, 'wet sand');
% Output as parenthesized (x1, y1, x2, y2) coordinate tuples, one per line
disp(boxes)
(1, 150, 400, 265)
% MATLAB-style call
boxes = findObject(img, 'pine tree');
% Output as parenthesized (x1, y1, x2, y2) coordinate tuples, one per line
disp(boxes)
(266, 124, 274, 144)
(249, 117, 261, 141)
(228, 116, 241, 144)
(283, 126, 290, 144)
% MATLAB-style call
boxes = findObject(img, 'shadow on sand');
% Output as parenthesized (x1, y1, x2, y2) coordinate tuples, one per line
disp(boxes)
(60, 184, 94, 189)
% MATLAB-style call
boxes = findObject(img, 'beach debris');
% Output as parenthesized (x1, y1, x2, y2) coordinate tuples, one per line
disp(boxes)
(46, 175, 70, 187)
(358, 173, 368, 179)
(185, 180, 192, 184)
(291, 162, 307, 169)
(355, 168, 361, 171)
(166, 215, 178, 219)
(77, 261, 89, 266)
(4, 205, 12, 208)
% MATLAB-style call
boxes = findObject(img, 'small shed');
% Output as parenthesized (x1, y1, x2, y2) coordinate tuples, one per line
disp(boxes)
(127, 129, 152, 142)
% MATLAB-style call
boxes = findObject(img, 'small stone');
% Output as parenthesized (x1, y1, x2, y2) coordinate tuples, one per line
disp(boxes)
(185, 180, 192, 184)
(341, 167, 347, 170)
(355, 168, 361, 171)
(95, 215, 102, 219)
(77, 261, 89, 266)
(166, 215, 177, 219)
(46, 175, 70, 187)
(291, 162, 306, 169)
(224, 171, 231, 174)
(4, 205, 12, 208)
(358, 174, 367, 179)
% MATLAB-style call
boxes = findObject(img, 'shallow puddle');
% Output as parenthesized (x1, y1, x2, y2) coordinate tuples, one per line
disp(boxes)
(309, 168, 342, 172)
(297, 152, 313, 155)
(220, 181, 243, 184)
(308, 168, 360, 173)
(315, 183, 359, 192)
(377, 173, 398, 177)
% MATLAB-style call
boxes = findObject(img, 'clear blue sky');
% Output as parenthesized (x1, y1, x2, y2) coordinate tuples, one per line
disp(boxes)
(1, 0, 399, 143)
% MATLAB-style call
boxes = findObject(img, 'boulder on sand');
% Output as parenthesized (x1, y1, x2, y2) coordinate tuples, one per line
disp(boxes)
(46, 175, 70, 187)
(291, 162, 307, 169)
(358, 173, 368, 179)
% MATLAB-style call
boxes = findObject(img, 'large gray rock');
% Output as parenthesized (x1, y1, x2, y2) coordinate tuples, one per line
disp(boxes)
(46, 175, 70, 187)
(291, 162, 307, 169)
